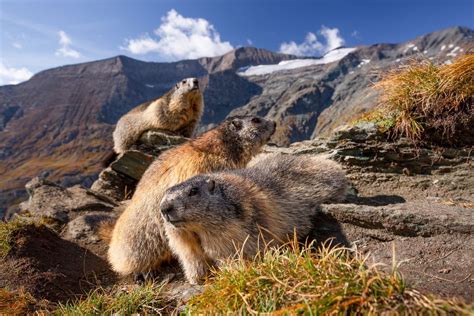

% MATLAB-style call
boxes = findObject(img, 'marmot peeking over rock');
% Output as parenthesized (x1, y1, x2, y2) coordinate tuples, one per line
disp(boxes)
(112, 77, 203, 154)
(160, 154, 348, 284)
(107, 116, 276, 278)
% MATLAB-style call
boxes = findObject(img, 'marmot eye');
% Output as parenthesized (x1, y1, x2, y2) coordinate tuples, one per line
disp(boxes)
(189, 187, 199, 196)
(182, 80, 186, 84)
(251, 117, 262, 124)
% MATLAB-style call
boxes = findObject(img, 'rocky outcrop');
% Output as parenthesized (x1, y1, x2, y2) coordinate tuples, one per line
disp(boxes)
(91, 130, 188, 201)
(18, 177, 117, 224)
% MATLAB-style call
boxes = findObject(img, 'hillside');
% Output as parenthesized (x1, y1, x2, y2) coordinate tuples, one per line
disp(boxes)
(0, 26, 473, 214)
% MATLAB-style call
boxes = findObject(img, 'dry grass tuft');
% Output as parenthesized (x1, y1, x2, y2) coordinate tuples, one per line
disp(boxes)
(187, 242, 472, 314)
(0, 219, 27, 258)
(358, 54, 473, 145)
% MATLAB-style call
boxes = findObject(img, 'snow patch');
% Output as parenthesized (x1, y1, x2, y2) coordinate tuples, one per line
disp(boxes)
(441, 45, 446, 51)
(423, 50, 428, 54)
(403, 43, 415, 53)
(146, 84, 155, 88)
(448, 44, 454, 48)
(238, 47, 357, 76)
(447, 46, 460, 57)
(357, 59, 371, 68)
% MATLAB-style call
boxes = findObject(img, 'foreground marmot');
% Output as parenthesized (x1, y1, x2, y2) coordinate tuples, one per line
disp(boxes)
(160, 153, 348, 284)
(107, 116, 276, 277)
(112, 77, 203, 154)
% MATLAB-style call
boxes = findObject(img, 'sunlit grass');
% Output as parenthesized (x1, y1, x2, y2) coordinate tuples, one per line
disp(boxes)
(56, 283, 165, 315)
(187, 242, 472, 314)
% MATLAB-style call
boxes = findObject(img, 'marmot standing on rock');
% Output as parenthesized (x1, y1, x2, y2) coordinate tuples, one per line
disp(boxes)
(112, 77, 203, 154)
(107, 116, 276, 278)
(160, 153, 349, 284)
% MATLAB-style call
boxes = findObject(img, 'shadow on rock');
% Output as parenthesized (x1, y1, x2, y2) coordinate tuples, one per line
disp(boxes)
(345, 194, 406, 206)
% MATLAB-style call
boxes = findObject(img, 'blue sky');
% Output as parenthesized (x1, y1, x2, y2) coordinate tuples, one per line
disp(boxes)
(0, 0, 473, 84)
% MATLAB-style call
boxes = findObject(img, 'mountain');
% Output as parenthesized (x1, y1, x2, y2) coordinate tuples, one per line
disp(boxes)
(0, 27, 472, 214)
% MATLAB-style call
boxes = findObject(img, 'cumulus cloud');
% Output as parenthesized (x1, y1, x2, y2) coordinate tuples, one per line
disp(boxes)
(0, 62, 33, 85)
(279, 26, 345, 56)
(122, 9, 233, 60)
(55, 30, 81, 58)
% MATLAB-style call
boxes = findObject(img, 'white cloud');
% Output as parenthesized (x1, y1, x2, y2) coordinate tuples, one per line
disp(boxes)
(55, 30, 81, 58)
(122, 9, 233, 60)
(279, 26, 345, 56)
(12, 42, 22, 49)
(0, 62, 33, 85)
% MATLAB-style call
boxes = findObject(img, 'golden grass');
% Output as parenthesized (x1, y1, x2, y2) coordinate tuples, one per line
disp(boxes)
(187, 242, 472, 315)
(358, 54, 473, 144)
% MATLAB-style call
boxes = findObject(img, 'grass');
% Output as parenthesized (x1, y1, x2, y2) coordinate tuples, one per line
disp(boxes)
(56, 283, 166, 315)
(0, 219, 27, 258)
(187, 242, 472, 315)
(355, 54, 473, 145)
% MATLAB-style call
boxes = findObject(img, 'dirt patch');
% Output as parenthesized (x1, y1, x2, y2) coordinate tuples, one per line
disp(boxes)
(0, 224, 115, 303)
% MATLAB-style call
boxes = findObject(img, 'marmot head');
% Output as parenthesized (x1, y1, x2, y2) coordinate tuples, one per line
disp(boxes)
(170, 77, 203, 112)
(160, 174, 241, 230)
(174, 77, 200, 95)
(219, 116, 276, 158)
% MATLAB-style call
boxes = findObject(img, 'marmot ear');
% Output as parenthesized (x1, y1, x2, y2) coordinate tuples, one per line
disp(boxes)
(206, 179, 216, 194)
(230, 119, 243, 131)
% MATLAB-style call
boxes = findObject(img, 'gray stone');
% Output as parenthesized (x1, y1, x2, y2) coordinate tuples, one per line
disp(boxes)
(91, 167, 137, 201)
(64, 212, 116, 243)
(110, 150, 154, 180)
(19, 177, 117, 223)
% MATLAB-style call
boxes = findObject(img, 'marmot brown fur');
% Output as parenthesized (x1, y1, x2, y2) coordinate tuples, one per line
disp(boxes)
(160, 153, 348, 284)
(112, 77, 203, 154)
(107, 116, 276, 277)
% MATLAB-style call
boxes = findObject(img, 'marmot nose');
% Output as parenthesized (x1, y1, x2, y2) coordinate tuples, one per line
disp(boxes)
(192, 79, 199, 87)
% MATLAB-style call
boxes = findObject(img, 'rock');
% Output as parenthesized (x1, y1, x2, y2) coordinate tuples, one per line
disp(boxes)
(91, 131, 188, 201)
(19, 177, 117, 223)
(319, 200, 474, 237)
(110, 150, 154, 181)
(63, 212, 116, 244)
(91, 167, 137, 201)
(312, 198, 474, 301)
(139, 130, 188, 148)
(331, 122, 382, 142)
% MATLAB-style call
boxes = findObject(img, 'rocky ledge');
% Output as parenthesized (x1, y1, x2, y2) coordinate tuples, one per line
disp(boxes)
(4, 124, 473, 305)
